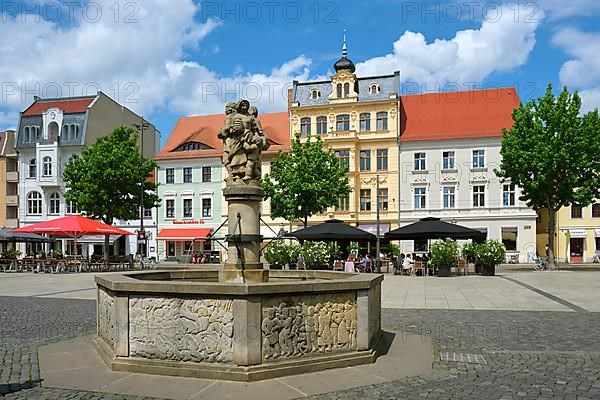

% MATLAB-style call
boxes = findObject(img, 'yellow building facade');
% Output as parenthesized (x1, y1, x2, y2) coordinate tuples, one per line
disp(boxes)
(289, 39, 400, 235)
(537, 204, 600, 263)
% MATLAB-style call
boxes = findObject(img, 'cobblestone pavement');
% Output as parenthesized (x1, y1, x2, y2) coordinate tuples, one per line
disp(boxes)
(2, 295, 600, 399)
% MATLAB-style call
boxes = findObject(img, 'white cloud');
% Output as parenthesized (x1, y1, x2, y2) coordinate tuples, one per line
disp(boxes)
(0, 0, 309, 130)
(553, 28, 600, 112)
(536, 0, 600, 19)
(356, 4, 542, 89)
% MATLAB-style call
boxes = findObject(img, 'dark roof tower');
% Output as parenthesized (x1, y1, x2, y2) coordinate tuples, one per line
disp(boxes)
(333, 30, 356, 73)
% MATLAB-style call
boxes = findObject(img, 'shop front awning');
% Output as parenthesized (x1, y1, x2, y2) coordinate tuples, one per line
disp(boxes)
(156, 228, 212, 241)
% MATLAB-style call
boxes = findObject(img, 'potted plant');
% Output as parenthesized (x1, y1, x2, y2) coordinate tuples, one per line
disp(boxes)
(461, 242, 478, 273)
(475, 240, 506, 276)
(347, 242, 360, 257)
(300, 241, 329, 270)
(264, 240, 291, 270)
(387, 243, 400, 274)
(7, 248, 21, 259)
(430, 239, 458, 277)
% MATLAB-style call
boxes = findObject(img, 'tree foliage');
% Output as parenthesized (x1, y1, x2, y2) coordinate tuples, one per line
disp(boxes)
(264, 134, 351, 226)
(495, 84, 600, 267)
(63, 126, 161, 226)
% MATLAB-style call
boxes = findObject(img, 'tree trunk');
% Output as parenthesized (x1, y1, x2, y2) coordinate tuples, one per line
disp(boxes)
(547, 208, 557, 269)
(303, 215, 308, 228)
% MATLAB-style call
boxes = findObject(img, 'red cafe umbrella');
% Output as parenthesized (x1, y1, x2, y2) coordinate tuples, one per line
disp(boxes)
(11, 215, 133, 257)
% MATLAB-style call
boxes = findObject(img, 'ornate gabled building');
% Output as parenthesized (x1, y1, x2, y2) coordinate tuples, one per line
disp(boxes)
(289, 34, 401, 237)
(15, 93, 160, 257)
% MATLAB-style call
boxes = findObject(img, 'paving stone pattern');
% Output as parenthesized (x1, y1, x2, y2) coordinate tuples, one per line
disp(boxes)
(2, 295, 600, 399)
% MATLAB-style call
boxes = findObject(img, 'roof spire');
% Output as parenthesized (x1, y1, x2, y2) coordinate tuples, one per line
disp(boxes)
(334, 30, 356, 73)
(342, 30, 347, 57)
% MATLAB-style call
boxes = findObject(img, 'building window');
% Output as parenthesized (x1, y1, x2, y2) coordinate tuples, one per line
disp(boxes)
(183, 198, 193, 218)
(167, 241, 175, 257)
(316, 116, 327, 134)
(311, 89, 321, 99)
(503, 184, 516, 206)
(48, 192, 60, 215)
(571, 204, 583, 219)
(183, 167, 192, 183)
(143, 208, 152, 218)
(443, 187, 455, 209)
(335, 150, 350, 170)
(377, 188, 388, 211)
(376, 112, 388, 131)
(472, 149, 485, 168)
(202, 198, 212, 218)
(359, 113, 371, 131)
(166, 168, 175, 184)
(473, 185, 485, 207)
(42, 156, 52, 177)
(337, 194, 350, 211)
(28, 159, 36, 178)
(369, 83, 380, 94)
(360, 189, 371, 211)
(501, 227, 518, 251)
(336, 83, 342, 98)
(300, 117, 311, 135)
(336, 114, 350, 131)
(414, 187, 426, 209)
(344, 83, 350, 97)
(165, 199, 175, 218)
(66, 200, 78, 214)
(414, 152, 426, 171)
(359, 150, 371, 171)
(27, 191, 42, 215)
(592, 203, 600, 218)
(442, 151, 455, 170)
(202, 166, 212, 182)
(376, 149, 388, 171)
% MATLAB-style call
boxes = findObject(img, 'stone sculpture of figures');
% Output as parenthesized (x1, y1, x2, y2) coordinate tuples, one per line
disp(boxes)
(218, 99, 270, 185)
(261, 299, 357, 360)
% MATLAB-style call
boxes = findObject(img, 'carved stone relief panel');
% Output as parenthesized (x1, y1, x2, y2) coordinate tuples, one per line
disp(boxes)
(98, 287, 115, 346)
(261, 293, 357, 361)
(129, 296, 234, 364)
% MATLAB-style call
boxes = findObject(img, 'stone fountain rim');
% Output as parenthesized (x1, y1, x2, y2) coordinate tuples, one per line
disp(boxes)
(95, 269, 383, 296)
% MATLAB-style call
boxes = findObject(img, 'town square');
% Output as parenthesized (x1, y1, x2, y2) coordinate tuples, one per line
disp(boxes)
(1, 0, 600, 399)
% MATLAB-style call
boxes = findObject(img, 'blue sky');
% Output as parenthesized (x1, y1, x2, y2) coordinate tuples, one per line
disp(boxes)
(1, 0, 599, 148)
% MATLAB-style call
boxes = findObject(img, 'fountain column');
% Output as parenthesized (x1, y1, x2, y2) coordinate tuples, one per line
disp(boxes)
(219, 185, 269, 283)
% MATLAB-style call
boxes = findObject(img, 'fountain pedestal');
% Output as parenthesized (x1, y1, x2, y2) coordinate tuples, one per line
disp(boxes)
(219, 185, 269, 283)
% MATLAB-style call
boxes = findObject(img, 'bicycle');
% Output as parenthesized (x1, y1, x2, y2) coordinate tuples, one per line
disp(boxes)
(138, 256, 157, 270)
(533, 257, 549, 271)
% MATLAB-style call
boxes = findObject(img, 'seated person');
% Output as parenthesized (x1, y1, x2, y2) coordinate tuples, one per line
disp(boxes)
(200, 254, 208, 263)
(191, 253, 198, 263)
(402, 254, 415, 276)
(358, 254, 371, 272)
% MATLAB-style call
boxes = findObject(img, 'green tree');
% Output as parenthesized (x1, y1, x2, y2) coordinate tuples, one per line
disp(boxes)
(63, 126, 161, 263)
(495, 85, 600, 268)
(264, 133, 351, 227)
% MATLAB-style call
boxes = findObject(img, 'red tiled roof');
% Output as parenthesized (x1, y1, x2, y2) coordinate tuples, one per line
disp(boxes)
(156, 111, 290, 160)
(22, 97, 96, 116)
(399, 88, 519, 142)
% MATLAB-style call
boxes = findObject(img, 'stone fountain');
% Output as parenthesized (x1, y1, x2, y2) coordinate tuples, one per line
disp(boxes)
(94, 100, 383, 381)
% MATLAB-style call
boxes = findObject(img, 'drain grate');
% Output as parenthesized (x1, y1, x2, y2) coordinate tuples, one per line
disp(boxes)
(440, 352, 487, 364)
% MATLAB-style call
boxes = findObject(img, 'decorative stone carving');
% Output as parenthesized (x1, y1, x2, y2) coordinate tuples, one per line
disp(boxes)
(261, 293, 357, 361)
(218, 100, 270, 186)
(129, 296, 234, 363)
(98, 287, 114, 346)
(361, 176, 387, 185)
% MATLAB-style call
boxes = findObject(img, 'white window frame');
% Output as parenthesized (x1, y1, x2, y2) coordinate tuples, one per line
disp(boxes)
(182, 197, 193, 219)
(42, 156, 52, 177)
(201, 197, 212, 218)
(442, 151, 456, 170)
(442, 186, 456, 209)
(48, 192, 60, 215)
(472, 185, 486, 208)
(27, 191, 43, 215)
(165, 198, 175, 219)
(472, 149, 486, 169)
(414, 152, 426, 171)
(503, 183, 516, 207)
(414, 186, 427, 210)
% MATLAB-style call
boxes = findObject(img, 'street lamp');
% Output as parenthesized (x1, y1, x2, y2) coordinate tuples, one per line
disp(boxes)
(134, 118, 149, 258)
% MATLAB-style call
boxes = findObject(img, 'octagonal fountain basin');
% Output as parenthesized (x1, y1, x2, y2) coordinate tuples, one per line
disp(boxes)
(94, 269, 383, 381)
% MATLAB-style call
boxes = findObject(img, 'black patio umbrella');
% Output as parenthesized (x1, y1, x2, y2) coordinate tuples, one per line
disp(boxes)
(0, 229, 52, 242)
(384, 217, 484, 241)
(290, 219, 376, 241)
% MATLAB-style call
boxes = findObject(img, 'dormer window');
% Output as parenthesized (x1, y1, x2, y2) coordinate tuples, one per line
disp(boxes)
(310, 89, 321, 100)
(336, 83, 342, 98)
(173, 141, 212, 152)
(344, 83, 350, 97)
(369, 83, 380, 94)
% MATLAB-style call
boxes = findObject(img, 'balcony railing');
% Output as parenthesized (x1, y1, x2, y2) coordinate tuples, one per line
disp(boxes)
(6, 171, 18, 182)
